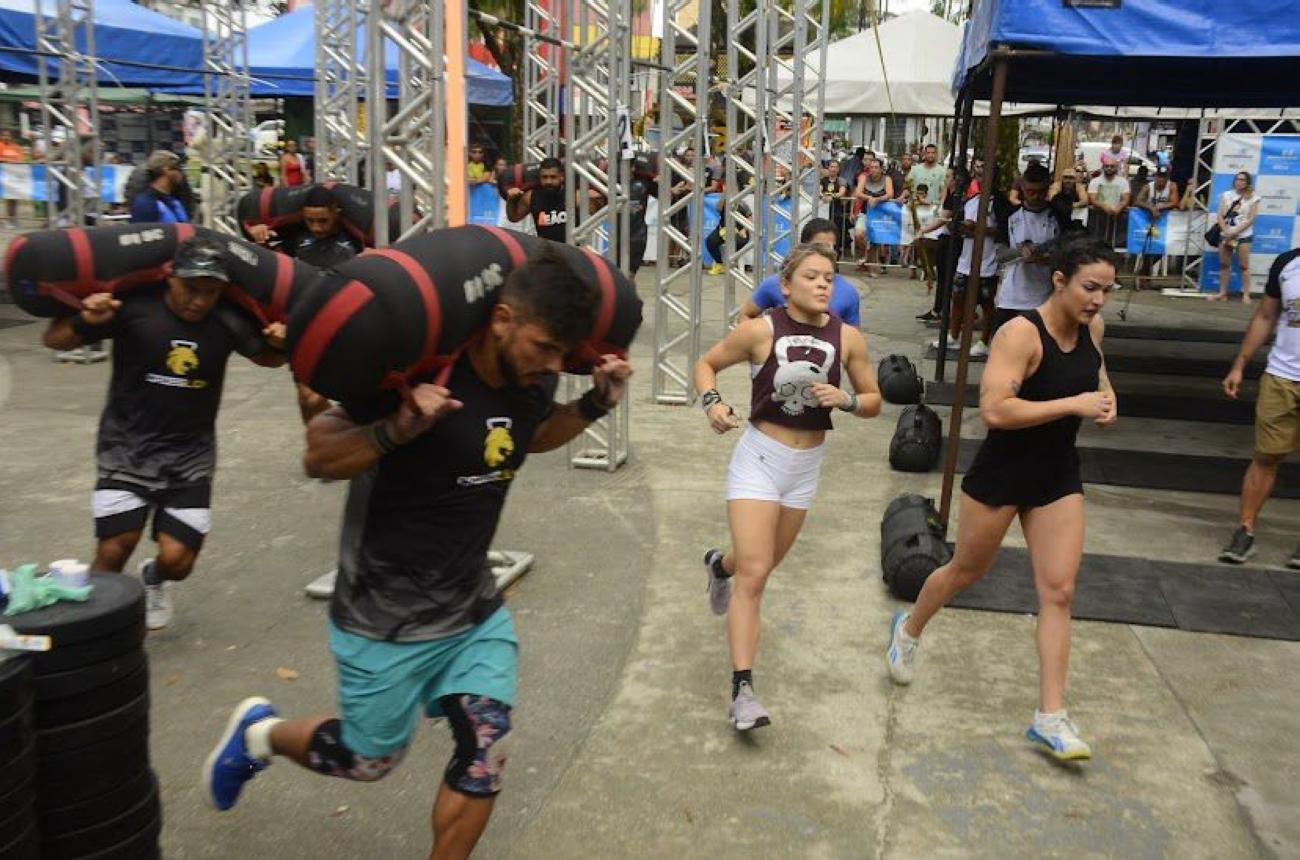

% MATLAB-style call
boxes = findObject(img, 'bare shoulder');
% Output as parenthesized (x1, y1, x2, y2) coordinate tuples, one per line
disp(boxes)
(990, 314, 1042, 361)
(839, 322, 867, 357)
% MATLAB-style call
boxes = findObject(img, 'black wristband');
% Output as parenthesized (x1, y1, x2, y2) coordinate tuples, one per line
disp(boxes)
(367, 420, 399, 455)
(578, 388, 610, 422)
(701, 388, 723, 410)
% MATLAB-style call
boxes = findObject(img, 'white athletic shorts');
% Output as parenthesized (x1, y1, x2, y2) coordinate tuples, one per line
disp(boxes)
(725, 425, 826, 510)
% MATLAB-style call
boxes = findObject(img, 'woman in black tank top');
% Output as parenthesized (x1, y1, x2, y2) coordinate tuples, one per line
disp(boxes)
(886, 236, 1119, 763)
(692, 244, 882, 732)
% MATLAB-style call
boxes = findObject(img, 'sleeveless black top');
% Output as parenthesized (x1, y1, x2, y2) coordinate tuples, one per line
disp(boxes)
(962, 309, 1101, 508)
(750, 308, 843, 431)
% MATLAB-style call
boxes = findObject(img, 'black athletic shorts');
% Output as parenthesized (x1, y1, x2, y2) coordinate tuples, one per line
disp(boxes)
(93, 478, 212, 551)
(952, 273, 998, 303)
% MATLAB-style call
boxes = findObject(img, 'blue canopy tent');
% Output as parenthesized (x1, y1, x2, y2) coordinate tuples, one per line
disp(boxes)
(242, 7, 513, 106)
(934, 0, 1300, 525)
(0, 0, 203, 89)
(953, 0, 1300, 108)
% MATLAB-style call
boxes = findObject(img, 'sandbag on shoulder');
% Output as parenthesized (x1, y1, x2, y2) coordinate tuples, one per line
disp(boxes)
(236, 182, 401, 246)
(286, 225, 644, 403)
(4, 223, 322, 324)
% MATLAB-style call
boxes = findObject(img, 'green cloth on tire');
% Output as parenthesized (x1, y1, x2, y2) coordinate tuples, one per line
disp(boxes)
(2, 564, 93, 616)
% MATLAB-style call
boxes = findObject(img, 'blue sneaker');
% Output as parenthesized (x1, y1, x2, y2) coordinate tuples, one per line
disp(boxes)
(203, 697, 278, 811)
(1026, 710, 1092, 762)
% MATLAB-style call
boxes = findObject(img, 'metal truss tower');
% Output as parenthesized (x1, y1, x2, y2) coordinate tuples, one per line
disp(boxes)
(34, 0, 101, 226)
(201, 0, 252, 235)
(368, 0, 446, 243)
(562, 0, 633, 470)
(522, 0, 564, 160)
(649, 0, 711, 404)
(722, 0, 829, 326)
(315, 0, 369, 185)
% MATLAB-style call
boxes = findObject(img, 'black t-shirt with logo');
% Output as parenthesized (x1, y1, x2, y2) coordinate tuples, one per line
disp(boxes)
(283, 230, 363, 269)
(530, 186, 568, 242)
(332, 354, 558, 642)
(81, 285, 262, 488)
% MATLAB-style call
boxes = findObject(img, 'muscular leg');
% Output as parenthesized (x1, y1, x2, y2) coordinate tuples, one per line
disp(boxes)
(432, 782, 494, 860)
(93, 529, 143, 572)
(1020, 494, 1085, 713)
(720, 504, 806, 578)
(154, 532, 198, 581)
(726, 500, 781, 671)
(1239, 453, 1284, 532)
(905, 493, 1017, 638)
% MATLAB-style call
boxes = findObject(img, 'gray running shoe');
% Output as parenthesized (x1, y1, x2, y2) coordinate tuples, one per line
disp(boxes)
(730, 681, 771, 732)
(140, 559, 173, 630)
(1288, 545, 1300, 570)
(1218, 527, 1255, 564)
(703, 549, 732, 616)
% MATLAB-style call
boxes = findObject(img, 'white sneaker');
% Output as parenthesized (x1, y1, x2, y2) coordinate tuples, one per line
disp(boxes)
(970, 342, 989, 357)
(304, 569, 337, 599)
(886, 610, 919, 685)
(1026, 710, 1092, 761)
(140, 560, 173, 630)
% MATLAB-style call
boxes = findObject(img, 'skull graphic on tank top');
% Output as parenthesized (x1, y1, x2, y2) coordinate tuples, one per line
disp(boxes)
(770, 334, 837, 416)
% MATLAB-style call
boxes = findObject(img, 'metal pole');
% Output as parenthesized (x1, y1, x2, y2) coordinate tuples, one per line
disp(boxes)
(938, 54, 1007, 529)
(314, 0, 368, 185)
(201, 0, 251, 234)
(36, 0, 100, 227)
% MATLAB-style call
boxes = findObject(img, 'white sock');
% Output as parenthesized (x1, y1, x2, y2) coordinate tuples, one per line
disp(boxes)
(245, 717, 284, 761)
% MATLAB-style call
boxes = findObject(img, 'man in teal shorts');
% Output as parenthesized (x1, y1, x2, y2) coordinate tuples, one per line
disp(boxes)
(203, 247, 633, 859)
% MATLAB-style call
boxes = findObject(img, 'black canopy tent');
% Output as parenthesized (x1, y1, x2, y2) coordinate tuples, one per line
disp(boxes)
(936, 0, 1300, 527)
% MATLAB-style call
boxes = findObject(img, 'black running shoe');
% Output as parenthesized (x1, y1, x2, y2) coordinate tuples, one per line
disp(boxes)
(916, 310, 939, 322)
(1218, 527, 1256, 564)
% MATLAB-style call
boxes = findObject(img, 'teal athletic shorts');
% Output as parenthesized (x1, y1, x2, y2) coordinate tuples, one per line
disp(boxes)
(329, 606, 518, 758)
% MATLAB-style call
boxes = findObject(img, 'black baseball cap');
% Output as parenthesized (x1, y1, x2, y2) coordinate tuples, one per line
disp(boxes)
(172, 237, 230, 283)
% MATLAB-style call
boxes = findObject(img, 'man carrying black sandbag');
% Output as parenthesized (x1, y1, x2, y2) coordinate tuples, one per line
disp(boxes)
(41, 237, 287, 630)
(204, 246, 633, 860)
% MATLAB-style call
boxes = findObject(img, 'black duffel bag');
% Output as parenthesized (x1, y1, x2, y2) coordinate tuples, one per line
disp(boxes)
(880, 494, 951, 601)
(889, 404, 943, 472)
(878, 353, 923, 404)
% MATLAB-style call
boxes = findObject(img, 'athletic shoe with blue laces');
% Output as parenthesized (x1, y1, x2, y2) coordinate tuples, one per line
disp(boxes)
(886, 610, 919, 685)
(204, 697, 278, 811)
(1026, 709, 1092, 762)
(704, 549, 732, 616)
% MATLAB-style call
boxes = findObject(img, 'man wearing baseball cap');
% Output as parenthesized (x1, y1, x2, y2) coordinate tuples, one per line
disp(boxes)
(130, 150, 190, 225)
(42, 237, 287, 629)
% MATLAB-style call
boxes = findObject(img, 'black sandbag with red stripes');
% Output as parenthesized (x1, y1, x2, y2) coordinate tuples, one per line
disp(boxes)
(287, 225, 643, 403)
(3, 223, 322, 324)
(236, 183, 401, 246)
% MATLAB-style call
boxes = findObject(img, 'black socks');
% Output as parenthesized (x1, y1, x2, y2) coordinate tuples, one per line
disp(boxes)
(731, 669, 753, 699)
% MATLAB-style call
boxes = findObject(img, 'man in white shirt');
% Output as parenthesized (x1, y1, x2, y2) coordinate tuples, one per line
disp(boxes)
(995, 163, 1058, 334)
(1087, 160, 1130, 247)
(933, 170, 999, 357)
(1220, 247, 1300, 567)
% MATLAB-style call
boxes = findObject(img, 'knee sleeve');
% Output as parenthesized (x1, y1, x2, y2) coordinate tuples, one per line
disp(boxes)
(441, 695, 512, 797)
(306, 718, 407, 782)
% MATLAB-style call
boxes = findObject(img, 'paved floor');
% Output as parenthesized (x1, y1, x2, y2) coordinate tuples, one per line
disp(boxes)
(1, 258, 1297, 859)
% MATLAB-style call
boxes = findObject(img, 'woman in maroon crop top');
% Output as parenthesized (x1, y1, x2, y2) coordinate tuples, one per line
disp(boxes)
(692, 243, 882, 732)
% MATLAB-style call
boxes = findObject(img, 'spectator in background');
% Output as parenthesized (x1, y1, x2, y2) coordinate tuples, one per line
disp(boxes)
(302, 137, 316, 185)
(1129, 165, 1150, 208)
(915, 169, 959, 321)
(252, 162, 274, 188)
(280, 140, 306, 187)
(853, 157, 893, 277)
(908, 183, 940, 288)
(995, 162, 1058, 333)
(0, 128, 24, 228)
(1049, 168, 1090, 223)
(704, 198, 750, 276)
(505, 156, 567, 242)
(820, 159, 851, 255)
(842, 146, 867, 192)
(1209, 170, 1261, 304)
(890, 153, 911, 203)
(908, 144, 946, 210)
(933, 167, 999, 357)
(965, 158, 983, 198)
(1087, 159, 1129, 247)
(130, 150, 189, 225)
(1136, 166, 1179, 217)
(467, 143, 493, 185)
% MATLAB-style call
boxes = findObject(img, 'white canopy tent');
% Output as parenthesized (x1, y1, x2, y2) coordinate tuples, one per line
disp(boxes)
(823, 12, 964, 116)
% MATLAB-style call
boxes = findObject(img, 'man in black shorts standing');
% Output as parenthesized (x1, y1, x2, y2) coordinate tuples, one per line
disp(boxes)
(42, 237, 287, 629)
(504, 157, 568, 242)
(204, 246, 633, 859)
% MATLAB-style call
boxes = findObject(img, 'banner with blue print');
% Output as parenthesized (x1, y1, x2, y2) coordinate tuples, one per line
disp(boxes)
(1125, 208, 1168, 257)
(1201, 133, 1300, 296)
(468, 182, 503, 227)
(0, 163, 132, 203)
(866, 201, 903, 245)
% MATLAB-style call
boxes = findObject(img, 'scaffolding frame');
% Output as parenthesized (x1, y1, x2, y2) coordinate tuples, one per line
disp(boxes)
(34, 0, 101, 227)
(720, 0, 765, 324)
(562, 0, 633, 471)
(200, 0, 252, 235)
(522, 0, 564, 160)
(649, 0, 711, 405)
(368, 0, 446, 244)
(314, 0, 369, 185)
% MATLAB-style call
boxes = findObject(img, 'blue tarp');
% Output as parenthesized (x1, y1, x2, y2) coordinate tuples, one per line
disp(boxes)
(0, 0, 203, 88)
(954, 0, 1300, 107)
(242, 7, 514, 106)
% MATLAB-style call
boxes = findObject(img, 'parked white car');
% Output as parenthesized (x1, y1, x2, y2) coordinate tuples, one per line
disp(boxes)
(252, 120, 284, 156)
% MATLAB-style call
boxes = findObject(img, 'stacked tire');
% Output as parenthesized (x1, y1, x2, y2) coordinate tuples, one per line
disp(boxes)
(7, 573, 160, 859)
(0, 654, 38, 859)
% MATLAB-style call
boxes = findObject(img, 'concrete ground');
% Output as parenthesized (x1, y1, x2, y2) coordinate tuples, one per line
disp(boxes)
(1, 250, 1297, 859)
